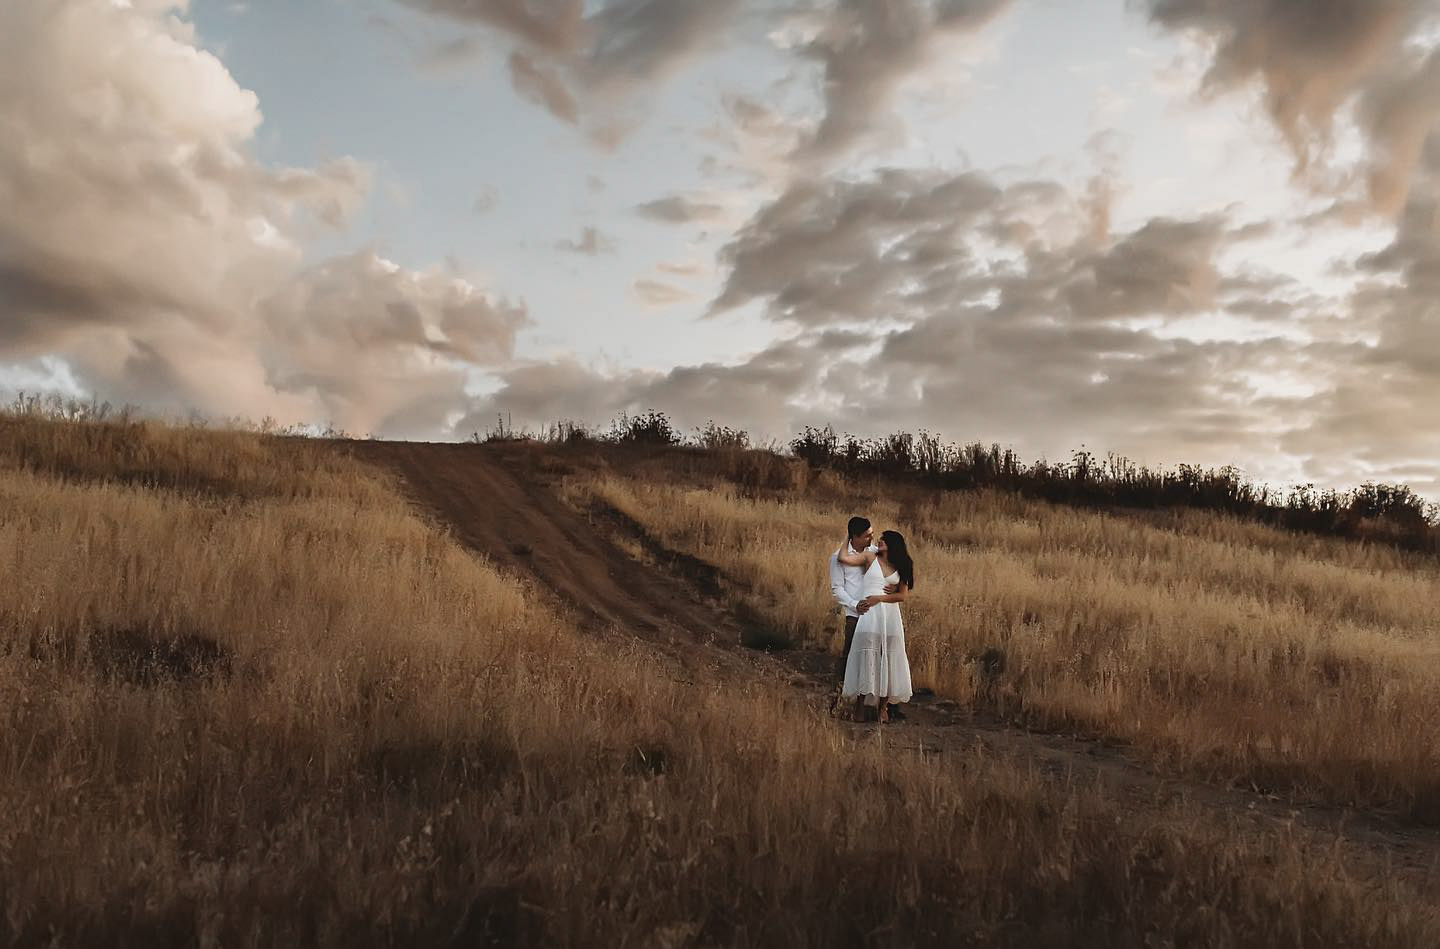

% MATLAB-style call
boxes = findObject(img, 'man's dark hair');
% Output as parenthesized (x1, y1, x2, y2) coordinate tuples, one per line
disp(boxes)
(847, 516, 871, 540)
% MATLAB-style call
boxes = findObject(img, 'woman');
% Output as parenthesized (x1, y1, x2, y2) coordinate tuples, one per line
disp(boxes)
(837, 530, 914, 723)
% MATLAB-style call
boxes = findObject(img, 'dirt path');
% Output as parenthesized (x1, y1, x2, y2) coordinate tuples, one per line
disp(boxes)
(355, 440, 1440, 887)
(354, 441, 773, 685)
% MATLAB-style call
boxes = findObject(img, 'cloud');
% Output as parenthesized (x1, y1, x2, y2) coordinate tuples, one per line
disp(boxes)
(556, 226, 617, 255)
(1064, 216, 1227, 319)
(459, 359, 654, 433)
(1356, 48, 1440, 214)
(584, 0, 743, 89)
(656, 260, 706, 276)
(261, 251, 525, 367)
(635, 194, 728, 224)
(457, 333, 847, 438)
(398, 0, 1011, 161)
(508, 50, 579, 123)
(396, 0, 588, 55)
(461, 164, 1432, 495)
(473, 187, 499, 214)
(700, 169, 1281, 462)
(793, 0, 1016, 167)
(1256, 188, 1440, 494)
(450, 159, 1440, 496)
(420, 34, 490, 73)
(0, 0, 525, 437)
(395, 0, 743, 131)
(633, 279, 695, 306)
(256, 252, 526, 433)
(709, 167, 1241, 329)
(459, 310, 1295, 486)
(709, 169, 1024, 325)
(702, 94, 806, 186)
(1143, 0, 1440, 213)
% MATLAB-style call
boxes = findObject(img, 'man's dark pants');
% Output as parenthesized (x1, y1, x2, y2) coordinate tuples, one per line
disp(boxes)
(834, 614, 859, 685)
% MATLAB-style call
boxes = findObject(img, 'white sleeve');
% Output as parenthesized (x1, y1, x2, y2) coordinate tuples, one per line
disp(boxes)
(829, 552, 858, 610)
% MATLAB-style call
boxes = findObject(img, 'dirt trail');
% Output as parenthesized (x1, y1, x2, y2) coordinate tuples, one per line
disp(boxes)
(354, 441, 770, 684)
(355, 440, 1440, 887)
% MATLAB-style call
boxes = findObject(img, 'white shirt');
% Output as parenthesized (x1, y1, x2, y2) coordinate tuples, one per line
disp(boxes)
(829, 542, 878, 618)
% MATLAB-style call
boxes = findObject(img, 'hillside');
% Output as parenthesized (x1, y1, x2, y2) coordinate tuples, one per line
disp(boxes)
(545, 437, 1440, 817)
(3, 410, 1440, 946)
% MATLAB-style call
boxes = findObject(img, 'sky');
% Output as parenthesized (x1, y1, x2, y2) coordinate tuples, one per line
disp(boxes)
(2, 0, 1439, 498)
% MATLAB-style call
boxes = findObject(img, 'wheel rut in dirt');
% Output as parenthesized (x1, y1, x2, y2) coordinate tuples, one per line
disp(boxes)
(356, 439, 1440, 887)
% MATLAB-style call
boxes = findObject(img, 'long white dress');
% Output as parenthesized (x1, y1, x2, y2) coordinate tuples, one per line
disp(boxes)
(841, 558, 913, 706)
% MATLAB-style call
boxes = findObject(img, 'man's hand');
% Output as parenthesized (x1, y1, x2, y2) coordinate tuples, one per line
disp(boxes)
(857, 595, 880, 615)
(883, 583, 899, 595)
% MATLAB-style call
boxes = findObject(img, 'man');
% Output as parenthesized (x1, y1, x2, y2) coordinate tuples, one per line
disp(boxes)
(828, 516, 901, 719)
(829, 516, 873, 692)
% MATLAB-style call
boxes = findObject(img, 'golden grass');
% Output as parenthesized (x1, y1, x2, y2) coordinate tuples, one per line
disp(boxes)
(3, 415, 1439, 945)
(571, 471, 1440, 816)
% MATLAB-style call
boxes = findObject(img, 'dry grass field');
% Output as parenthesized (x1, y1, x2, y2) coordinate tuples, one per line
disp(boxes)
(3, 409, 1440, 946)
(570, 458, 1440, 818)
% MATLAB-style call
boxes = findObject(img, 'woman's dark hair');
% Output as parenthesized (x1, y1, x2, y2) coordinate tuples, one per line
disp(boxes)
(846, 516, 871, 539)
(880, 530, 915, 589)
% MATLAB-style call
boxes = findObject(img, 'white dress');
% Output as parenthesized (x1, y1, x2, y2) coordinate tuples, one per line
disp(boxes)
(841, 558, 913, 706)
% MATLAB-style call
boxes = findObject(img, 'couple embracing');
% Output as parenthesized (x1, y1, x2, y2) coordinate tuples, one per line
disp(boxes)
(827, 516, 915, 723)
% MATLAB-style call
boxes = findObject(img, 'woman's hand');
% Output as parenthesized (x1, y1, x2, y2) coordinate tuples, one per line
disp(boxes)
(856, 595, 882, 614)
